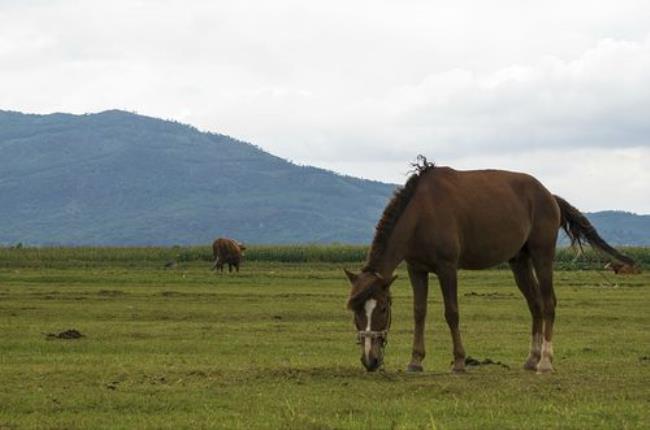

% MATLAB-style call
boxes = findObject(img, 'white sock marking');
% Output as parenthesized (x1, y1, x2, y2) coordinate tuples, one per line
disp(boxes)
(364, 299, 377, 360)
(542, 339, 554, 359)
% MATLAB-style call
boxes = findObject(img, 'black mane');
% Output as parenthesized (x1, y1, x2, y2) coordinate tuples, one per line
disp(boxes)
(363, 155, 435, 272)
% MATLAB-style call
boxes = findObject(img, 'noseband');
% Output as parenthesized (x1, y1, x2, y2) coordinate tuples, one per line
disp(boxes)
(356, 296, 392, 347)
(356, 329, 389, 346)
(352, 271, 393, 347)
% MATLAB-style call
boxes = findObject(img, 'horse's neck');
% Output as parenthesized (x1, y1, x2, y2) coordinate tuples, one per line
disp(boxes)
(368, 208, 416, 278)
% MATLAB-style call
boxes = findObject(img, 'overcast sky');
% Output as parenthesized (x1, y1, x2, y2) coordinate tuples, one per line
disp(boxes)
(1, 0, 649, 213)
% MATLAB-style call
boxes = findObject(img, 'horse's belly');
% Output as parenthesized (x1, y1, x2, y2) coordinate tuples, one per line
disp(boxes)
(457, 220, 529, 269)
(458, 247, 521, 270)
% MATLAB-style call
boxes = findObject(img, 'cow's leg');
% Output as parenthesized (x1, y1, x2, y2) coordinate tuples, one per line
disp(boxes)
(407, 264, 428, 372)
(509, 249, 544, 370)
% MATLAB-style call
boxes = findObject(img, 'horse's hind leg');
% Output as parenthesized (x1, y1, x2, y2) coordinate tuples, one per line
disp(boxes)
(437, 265, 466, 373)
(509, 250, 544, 370)
(407, 264, 428, 372)
(530, 246, 557, 373)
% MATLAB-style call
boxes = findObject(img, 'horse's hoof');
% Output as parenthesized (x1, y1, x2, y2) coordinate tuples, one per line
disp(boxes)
(523, 353, 541, 371)
(451, 367, 466, 374)
(523, 361, 539, 371)
(407, 364, 423, 372)
(536, 361, 554, 374)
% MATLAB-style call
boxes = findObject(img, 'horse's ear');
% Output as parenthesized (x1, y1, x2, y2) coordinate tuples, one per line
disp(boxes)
(344, 268, 358, 284)
(383, 274, 398, 289)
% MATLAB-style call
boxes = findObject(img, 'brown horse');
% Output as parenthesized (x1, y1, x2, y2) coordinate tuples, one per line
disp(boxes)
(212, 238, 246, 273)
(345, 157, 635, 373)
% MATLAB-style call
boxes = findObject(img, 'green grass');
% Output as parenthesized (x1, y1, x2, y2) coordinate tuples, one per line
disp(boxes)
(1, 245, 649, 267)
(0, 252, 649, 429)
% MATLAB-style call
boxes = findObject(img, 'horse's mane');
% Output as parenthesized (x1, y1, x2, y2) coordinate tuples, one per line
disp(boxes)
(362, 155, 435, 273)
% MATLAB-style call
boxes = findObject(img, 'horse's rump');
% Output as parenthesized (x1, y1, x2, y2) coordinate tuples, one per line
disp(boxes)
(212, 238, 244, 265)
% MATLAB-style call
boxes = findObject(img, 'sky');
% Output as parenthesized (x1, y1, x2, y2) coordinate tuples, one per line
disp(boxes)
(1, 0, 649, 213)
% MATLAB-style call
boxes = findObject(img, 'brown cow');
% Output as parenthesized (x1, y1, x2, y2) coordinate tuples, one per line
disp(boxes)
(604, 261, 642, 275)
(211, 238, 246, 273)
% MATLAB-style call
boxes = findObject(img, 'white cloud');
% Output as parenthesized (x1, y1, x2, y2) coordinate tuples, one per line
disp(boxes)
(0, 0, 649, 212)
(367, 37, 650, 153)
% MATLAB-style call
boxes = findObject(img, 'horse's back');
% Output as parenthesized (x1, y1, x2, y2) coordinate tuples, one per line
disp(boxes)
(415, 167, 560, 269)
(213, 238, 243, 263)
(427, 167, 558, 217)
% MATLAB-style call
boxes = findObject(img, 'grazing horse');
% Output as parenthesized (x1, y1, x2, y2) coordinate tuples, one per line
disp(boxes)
(212, 238, 246, 273)
(345, 158, 635, 373)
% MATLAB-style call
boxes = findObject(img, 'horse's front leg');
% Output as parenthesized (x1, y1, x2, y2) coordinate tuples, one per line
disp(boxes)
(407, 264, 428, 372)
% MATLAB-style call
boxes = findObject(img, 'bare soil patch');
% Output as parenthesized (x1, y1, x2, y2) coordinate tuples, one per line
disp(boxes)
(46, 329, 84, 340)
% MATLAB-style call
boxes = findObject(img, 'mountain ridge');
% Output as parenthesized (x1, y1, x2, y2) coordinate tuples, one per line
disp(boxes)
(1, 109, 648, 246)
(0, 109, 395, 245)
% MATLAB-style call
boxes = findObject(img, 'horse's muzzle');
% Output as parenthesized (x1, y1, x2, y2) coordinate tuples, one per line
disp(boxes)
(361, 356, 382, 372)
(357, 330, 387, 372)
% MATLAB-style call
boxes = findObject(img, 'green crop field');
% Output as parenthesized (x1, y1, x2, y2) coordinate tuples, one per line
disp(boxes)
(1, 248, 649, 429)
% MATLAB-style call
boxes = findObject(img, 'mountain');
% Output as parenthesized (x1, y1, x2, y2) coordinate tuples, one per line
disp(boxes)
(1, 109, 649, 246)
(566, 211, 650, 247)
(0, 110, 394, 245)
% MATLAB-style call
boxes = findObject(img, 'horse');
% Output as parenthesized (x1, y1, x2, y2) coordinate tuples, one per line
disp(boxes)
(211, 238, 246, 273)
(345, 157, 635, 373)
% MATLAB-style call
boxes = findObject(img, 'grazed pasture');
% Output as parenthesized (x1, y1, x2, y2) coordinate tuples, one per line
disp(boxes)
(0, 249, 649, 429)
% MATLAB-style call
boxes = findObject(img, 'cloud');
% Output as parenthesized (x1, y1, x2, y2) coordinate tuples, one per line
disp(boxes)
(291, 36, 650, 161)
(379, 38, 650, 154)
(0, 1, 649, 212)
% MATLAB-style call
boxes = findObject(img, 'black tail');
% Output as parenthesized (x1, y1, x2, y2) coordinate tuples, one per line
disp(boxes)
(554, 195, 636, 266)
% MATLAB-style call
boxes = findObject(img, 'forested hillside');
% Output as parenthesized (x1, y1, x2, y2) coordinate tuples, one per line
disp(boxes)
(1, 110, 648, 246)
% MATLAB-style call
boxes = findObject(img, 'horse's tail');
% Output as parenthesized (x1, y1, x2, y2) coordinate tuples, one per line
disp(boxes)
(554, 195, 636, 266)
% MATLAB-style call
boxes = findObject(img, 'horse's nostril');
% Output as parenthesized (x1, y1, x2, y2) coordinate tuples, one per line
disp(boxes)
(367, 359, 379, 371)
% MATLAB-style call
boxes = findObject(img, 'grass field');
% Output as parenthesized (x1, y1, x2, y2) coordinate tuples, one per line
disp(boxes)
(1, 250, 649, 429)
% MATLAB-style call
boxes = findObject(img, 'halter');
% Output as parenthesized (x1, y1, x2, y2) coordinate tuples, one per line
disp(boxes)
(356, 278, 392, 347)
(356, 329, 389, 347)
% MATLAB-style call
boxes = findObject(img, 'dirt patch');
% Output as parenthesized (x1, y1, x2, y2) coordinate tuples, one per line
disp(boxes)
(160, 291, 189, 297)
(46, 329, 85, 340)
(464, 291, 514, 299)
(455, 356, 510, 369)
(97, 290, 127, 296)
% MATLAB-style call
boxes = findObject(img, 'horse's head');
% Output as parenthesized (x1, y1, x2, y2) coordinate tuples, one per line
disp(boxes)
(344, 269, 397, 371)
